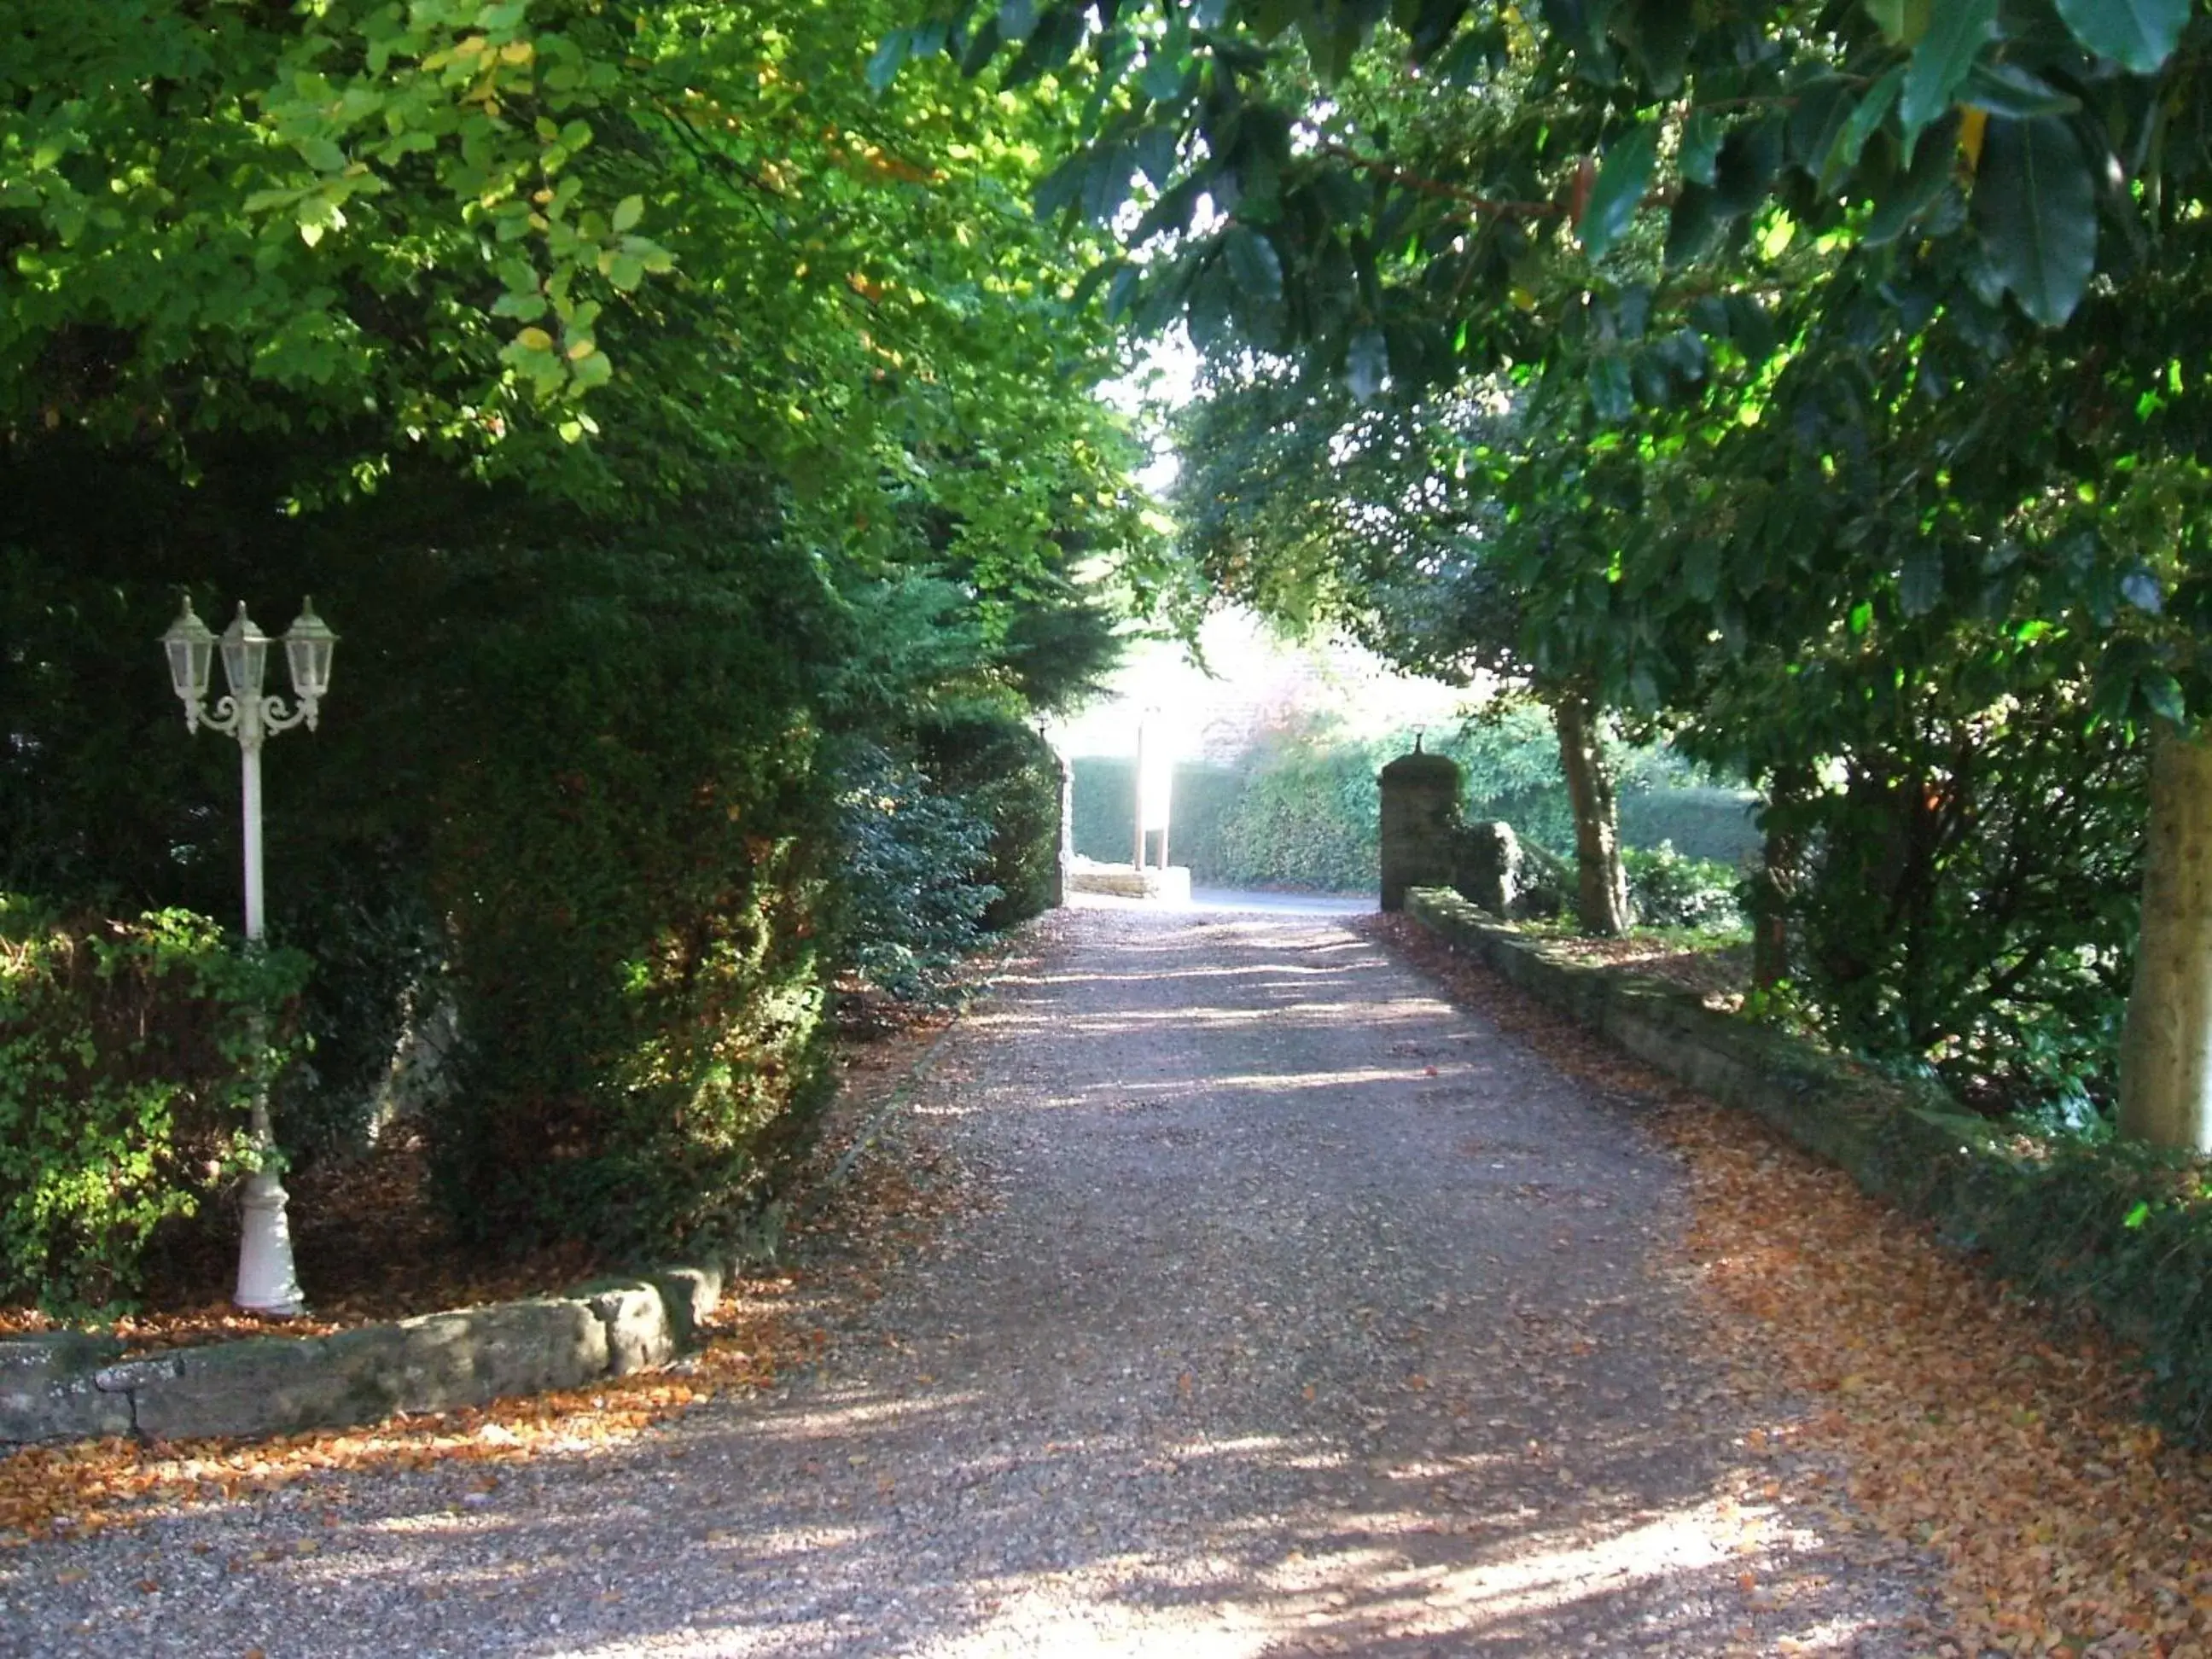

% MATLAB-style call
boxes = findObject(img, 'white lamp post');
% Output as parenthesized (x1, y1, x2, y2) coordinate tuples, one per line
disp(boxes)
(159, 597, 338, 1315)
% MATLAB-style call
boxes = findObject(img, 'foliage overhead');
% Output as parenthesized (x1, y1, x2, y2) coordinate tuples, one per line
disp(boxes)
(2, 0, 1157, 603)
(910, 0, 2200, 368)
(1102, 0, 2193, 1102)
(1172, 367, 1523, 681)
(906, 0, 2212, 740)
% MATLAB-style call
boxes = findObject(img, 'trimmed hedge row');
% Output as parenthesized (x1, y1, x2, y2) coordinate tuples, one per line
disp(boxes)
(1404, 888, 2212, 1443)
(1070, 751, 1762, 894)
(919, 716, 1063, 931)
(418, 533, 840, 1266)
(1070, 759, 1243, 874)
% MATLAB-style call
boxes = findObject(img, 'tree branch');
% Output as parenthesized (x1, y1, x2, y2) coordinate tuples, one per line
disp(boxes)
(1316, 144, 1565, 220)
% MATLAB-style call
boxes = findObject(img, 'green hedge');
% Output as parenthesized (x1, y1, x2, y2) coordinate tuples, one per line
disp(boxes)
(3, 447, 859, 1268)
(831, 740, 1000, 1002)
(423, 535, 836, 1263)
(3, 445, 1088, 1282)
(830, 716, 1065, 1003)
(1622, 843, 1744, 930)
(920, 714, 1063, 930)
(1210, 742, 1381, 891)
(1070, 758, 1243, 876)
(1073, 751, 1375, 890)
(1071, 728, 1747, 894)
(0, 899, 309, 1313)
(1619, 787, 1763, 866)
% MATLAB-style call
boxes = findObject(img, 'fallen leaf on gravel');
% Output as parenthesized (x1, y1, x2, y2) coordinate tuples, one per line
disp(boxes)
(1366, 912, 2212, 1657)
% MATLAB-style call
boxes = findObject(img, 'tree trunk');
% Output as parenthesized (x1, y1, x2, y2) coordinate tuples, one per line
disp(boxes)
(1751, 763, 1811, 989)
(1554, 694, 1632, 937)
(2118, 724, 2212, 1150)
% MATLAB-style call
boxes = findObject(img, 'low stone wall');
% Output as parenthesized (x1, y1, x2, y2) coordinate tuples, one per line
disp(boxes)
(1401, 888, 1997, 1212)
(1, 1256, 744, 1448)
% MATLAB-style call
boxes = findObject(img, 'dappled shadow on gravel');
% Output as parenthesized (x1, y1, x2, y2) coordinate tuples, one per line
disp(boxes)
(0, 903, 1945, 1656)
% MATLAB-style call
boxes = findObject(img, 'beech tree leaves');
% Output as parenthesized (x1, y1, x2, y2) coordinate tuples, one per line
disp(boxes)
(1898, 0, 1999, 154)
(898, 0, 2194, 411)
(2053, 0, 2191, 74)
(1577, 125, 1656, 261)
(1972, 115, 2098, 329)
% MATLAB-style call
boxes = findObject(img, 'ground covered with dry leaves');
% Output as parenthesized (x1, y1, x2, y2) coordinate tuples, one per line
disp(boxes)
(0, 985, 972, 1549)
(1371, 912, 2212, 1658)
(0, 971, 980, 1360)
(3, 899, 1947, 1656)
(4, 900, 2201, 1657)
(0, 1131, 605, 1356)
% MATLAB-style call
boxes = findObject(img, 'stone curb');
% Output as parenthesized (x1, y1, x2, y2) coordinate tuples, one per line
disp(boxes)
(0, 1238, 770, 1449)
(1400, 888, 2001, 1220)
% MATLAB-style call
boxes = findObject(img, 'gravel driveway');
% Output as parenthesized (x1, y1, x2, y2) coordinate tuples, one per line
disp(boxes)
(0, 901, 1946, 1656)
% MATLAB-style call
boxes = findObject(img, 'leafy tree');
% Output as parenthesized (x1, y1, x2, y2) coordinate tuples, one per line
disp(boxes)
(3, 0, 1152, 566)
(916, 0, 2212, 1143)
(915, 0, 2198, 375)
(1172, 366, 1634, 930)
(1, 0, 1156, 1272)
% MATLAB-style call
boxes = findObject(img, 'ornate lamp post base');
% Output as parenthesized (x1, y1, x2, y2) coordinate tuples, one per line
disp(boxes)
(235, 1167, 306, 1315)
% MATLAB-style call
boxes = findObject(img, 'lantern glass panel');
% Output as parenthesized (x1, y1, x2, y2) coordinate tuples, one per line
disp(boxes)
(160, 600, 216, 703)
(219, 604, 270, 698)
(282, 600, 337, 700)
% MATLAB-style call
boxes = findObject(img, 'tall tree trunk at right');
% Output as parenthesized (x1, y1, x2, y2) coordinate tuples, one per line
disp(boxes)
(2118, 723, 2212, 1150)
(1554, 694, 1632, 937)
(1751, 763, 1812, 989)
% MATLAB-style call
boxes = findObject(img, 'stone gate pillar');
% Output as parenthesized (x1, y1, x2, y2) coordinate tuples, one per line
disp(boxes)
(1377, 742, 1464, 911)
